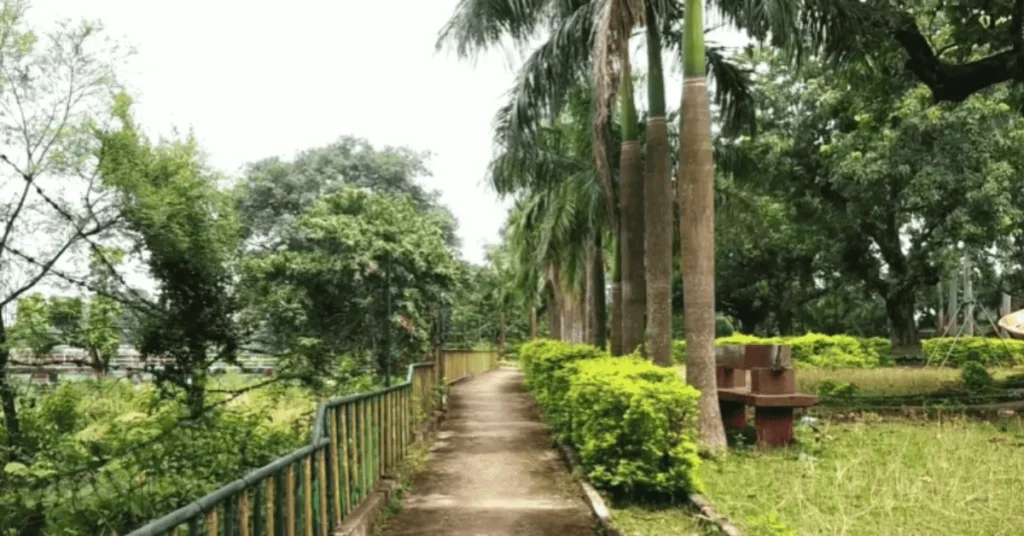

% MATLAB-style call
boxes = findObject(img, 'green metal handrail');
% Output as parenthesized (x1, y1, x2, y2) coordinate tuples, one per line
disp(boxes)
(126, 351, 498, 536)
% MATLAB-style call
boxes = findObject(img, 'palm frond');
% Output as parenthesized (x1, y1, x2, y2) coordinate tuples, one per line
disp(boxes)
(436, 0, 551, 57)
(494, 0, 599, 150)
(713, 0, 874, 65)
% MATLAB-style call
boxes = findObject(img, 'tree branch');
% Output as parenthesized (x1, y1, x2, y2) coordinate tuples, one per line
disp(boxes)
(890, 11, 1020, 102)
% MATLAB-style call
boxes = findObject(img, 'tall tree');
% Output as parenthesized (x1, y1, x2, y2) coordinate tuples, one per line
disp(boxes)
(680, 0, 726, 448)
(241, 187, 459, 378)
(722, 49, 1024, 346)
(235, 136, 457, 249)
(0, 5, 121, 450)
(643, 1, 673, 365)
(98, 95, 241, 416)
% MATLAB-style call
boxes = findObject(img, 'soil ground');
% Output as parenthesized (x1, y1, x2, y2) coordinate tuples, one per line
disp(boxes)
(380, 366, 596, 535)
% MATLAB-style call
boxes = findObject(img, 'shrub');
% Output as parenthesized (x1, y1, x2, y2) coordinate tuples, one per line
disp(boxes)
(862, 337, 893, 366)
(521, 340, 703, 499)
(961, 362, 996, 393)
(518, 339, 607, 433)
(815, 379, 861, 402)
(922, 337, 1024, 367)
(671, 333, 885, 368)
(786, 333, 883, 368)
(566, 357, 702, 498)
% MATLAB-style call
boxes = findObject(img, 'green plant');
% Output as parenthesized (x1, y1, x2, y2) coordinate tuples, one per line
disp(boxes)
(748, 513, 797, 536)
(815, 379, 861, 402)
(671, 333, 892, 368)
(923, 337, 1024, 367)
(519, 339, 606, 433)
(566, 357, 703, 499)
(961, 362, 996, 393)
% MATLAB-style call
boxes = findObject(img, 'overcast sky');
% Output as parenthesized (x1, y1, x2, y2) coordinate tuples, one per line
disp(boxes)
(26, 0, 745, 265)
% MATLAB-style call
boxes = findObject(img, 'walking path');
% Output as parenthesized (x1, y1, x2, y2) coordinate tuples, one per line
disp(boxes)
(381, 366, 596, 535)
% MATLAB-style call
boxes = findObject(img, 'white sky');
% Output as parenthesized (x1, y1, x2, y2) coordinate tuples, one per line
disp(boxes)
(26, 0, 746, 265)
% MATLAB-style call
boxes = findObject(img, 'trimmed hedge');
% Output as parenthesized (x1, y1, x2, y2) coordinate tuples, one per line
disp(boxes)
(922, 337, 1024, 367)
(672, 332, 1024, 368)
(519, 340, 703, 499)
(673, 333, 891, 369)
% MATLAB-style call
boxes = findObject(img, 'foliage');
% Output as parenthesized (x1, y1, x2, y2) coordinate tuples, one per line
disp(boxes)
(922, 337, 1024, 367)
(566, 356, 703, 499)
(672, 333, 889, 368)
(234, 136, 456, 249)
(814, 379, 860, 402)
(240, 187, 458, 379)
(97, 95, 241, 415)
(721, 48, 1024, 346)
(960, 362, 996, 394)
(520, 339, 702, 499)
(518, 339, 606, 432)
(0, 377, 316, 536)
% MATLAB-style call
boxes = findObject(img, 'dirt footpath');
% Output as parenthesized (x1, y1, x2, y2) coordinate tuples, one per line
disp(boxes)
(381, 366, 596, 535)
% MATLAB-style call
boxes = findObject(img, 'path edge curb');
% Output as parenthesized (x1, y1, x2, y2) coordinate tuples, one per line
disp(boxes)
(555, 443, 621, 536)
(688, 493, 744, 536)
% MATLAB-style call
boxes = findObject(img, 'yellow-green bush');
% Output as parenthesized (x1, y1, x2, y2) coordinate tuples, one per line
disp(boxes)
(519, 339, 607, 434)
(521, 339, 703, 499)
(922, 337, 1024, 367)
(566, 357, 702, 499)
(672, 333, 890, 368)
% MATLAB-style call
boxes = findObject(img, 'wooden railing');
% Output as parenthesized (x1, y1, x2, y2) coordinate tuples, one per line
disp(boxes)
(125, 351, 498, 536)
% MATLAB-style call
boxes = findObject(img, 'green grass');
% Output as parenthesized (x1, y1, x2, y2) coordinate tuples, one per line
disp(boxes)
(611, 505, 707, 535)
(704, 418, 1024, 535)
(611, 418, 1024, 536)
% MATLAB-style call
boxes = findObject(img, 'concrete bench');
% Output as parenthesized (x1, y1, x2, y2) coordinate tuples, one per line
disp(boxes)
(715, 345, 818, 447)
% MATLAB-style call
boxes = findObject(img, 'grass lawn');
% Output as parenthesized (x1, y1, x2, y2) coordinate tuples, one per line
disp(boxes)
(615, 417, 1024, 535)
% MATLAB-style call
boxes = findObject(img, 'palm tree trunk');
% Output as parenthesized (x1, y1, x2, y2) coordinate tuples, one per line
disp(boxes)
(530, 307, 538, 339)
(499, 312, 507, 356)
(680, 0, 726, 450)
(586, 234, 607, 349)
(619, 56, 645, 356)
(945, 275, 958, 336)
(644, 4, 672, 367)
(549, 263, 565, 340)
(611, 233, 624, 355)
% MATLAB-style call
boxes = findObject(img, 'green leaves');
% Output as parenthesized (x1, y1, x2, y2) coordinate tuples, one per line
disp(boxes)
(241, 187, 459, 378)
(519, 340, 704, 499)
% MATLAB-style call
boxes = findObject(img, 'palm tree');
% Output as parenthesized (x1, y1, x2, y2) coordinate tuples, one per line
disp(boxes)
(643, 1, 673, 366)
(680, 0, 726, 449)
(492, 88, 610, 344)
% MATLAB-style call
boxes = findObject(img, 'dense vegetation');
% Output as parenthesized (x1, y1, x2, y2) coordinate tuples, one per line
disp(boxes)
(519, 340, 702, 499)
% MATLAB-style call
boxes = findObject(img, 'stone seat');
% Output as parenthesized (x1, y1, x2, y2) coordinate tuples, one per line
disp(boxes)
(715, 345, 818, 447)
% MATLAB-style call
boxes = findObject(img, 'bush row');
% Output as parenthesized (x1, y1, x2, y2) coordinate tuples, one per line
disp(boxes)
(672, 333, 1024, 368)
(519, 340, 702, 500)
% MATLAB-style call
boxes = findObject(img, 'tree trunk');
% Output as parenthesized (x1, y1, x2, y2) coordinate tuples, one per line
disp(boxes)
(644, 8, 672, 366)
(619, 60, 646, 356)
(499, 312, 507, 356)
(945, 275, 958, 336)
(549, 263, 564, 340)
(529, 307, 538, 339)
(610, 233, 624, 355)
(186, 371, 207, 418)
(547, 294, 561, 341)
(586, 234, 607, 349)
(679, 1, 726, 450)
(937, 282, 945, 334)
(1001, 292, 1012, 337)
(963, 256, 975, 336)
(0, 317, 22, 450)
(886, 291, 920, 347)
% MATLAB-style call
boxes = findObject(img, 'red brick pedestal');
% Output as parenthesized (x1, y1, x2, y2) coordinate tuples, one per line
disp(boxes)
(754, 406, 795, 446)
(720, 400, 748, 431)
